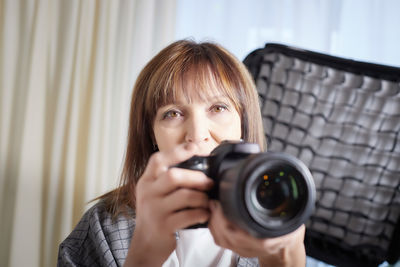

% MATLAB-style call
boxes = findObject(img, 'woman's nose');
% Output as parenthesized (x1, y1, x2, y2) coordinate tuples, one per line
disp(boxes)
(184, 114, 210, 144)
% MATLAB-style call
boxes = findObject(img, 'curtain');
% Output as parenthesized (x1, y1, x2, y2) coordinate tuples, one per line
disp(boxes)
(175, 0, 400, 67)
(0, 1, 176, 267)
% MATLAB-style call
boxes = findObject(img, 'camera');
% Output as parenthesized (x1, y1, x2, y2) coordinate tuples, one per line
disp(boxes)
(175, 141, 316, 238)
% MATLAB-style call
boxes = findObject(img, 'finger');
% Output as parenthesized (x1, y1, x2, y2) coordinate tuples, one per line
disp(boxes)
(162, 188, 210, 212)
(259, 224, 306, 250)
(210, 201, 260, 249)
(166, 208, 210, 232)
(209, 201, 264, 256)
(208, 201, 236, 248)
(209, 201, 236, 231)
(153, 167, 214, 195)
(142, 143, 203, 182)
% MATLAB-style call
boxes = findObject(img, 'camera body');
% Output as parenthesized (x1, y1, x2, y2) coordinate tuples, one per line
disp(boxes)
(176, 141, 316, 238)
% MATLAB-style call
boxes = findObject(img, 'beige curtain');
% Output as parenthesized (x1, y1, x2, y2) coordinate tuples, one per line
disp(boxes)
(0, 0, 177, 267)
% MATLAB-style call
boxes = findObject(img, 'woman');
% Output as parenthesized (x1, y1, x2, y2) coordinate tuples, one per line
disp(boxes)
(58, 40, 306, 267)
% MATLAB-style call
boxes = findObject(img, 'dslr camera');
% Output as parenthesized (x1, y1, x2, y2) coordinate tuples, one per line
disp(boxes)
(176, 141, 316, 238)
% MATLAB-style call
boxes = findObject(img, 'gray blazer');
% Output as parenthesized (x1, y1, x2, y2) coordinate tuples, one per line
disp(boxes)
(58, 200, 259, 267)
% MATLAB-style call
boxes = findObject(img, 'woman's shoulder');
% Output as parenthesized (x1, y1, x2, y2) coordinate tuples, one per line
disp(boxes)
(85, 199, 135, 228)
(58, 200, 135, 266)
(85, 200, 135, 235)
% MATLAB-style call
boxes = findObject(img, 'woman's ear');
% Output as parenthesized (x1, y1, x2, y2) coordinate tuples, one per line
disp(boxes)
(151, 136, 158, 151)
(150, 130, 158, 151)
(153, 143, 159, 151)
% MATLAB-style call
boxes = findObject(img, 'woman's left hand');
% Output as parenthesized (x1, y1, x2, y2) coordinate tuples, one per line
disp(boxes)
(208, 200, 306, 267)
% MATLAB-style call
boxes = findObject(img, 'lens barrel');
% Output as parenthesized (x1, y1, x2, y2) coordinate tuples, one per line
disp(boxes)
(218, 152, 315, 238)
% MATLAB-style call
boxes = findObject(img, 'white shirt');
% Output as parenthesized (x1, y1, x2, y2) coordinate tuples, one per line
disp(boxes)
(162, 228, 238, 267)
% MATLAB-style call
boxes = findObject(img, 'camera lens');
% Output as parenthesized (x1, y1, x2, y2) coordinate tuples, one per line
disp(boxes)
(198, 142, 315, 238)
(256, 171, 290, 216)
(252, 166, 303, 224)
(236, 152, 315, 237)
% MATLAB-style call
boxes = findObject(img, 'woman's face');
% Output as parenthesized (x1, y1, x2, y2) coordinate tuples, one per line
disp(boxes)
(153, 89, 242, 155)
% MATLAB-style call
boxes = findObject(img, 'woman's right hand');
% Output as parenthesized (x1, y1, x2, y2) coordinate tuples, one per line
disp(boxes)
(124, 143, 214, 267)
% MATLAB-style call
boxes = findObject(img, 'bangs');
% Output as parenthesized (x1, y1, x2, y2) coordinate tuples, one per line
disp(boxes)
(173, 63, 241, 108)
(147, 55, 244, 116)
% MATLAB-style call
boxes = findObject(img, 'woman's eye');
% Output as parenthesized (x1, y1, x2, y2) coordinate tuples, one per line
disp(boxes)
(211, 104, 228, 113)
(163, 110, 182, 119)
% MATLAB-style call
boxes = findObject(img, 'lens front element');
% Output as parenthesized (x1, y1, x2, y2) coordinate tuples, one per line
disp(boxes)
(243, 153, 315, 237)
(254, 166, 303, 221)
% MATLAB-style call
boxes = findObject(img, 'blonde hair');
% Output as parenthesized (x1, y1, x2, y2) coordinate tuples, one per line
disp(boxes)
(102, 40, 266, 216)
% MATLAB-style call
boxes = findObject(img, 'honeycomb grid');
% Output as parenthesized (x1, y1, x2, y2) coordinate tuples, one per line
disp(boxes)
(250, 48, 400, 266)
